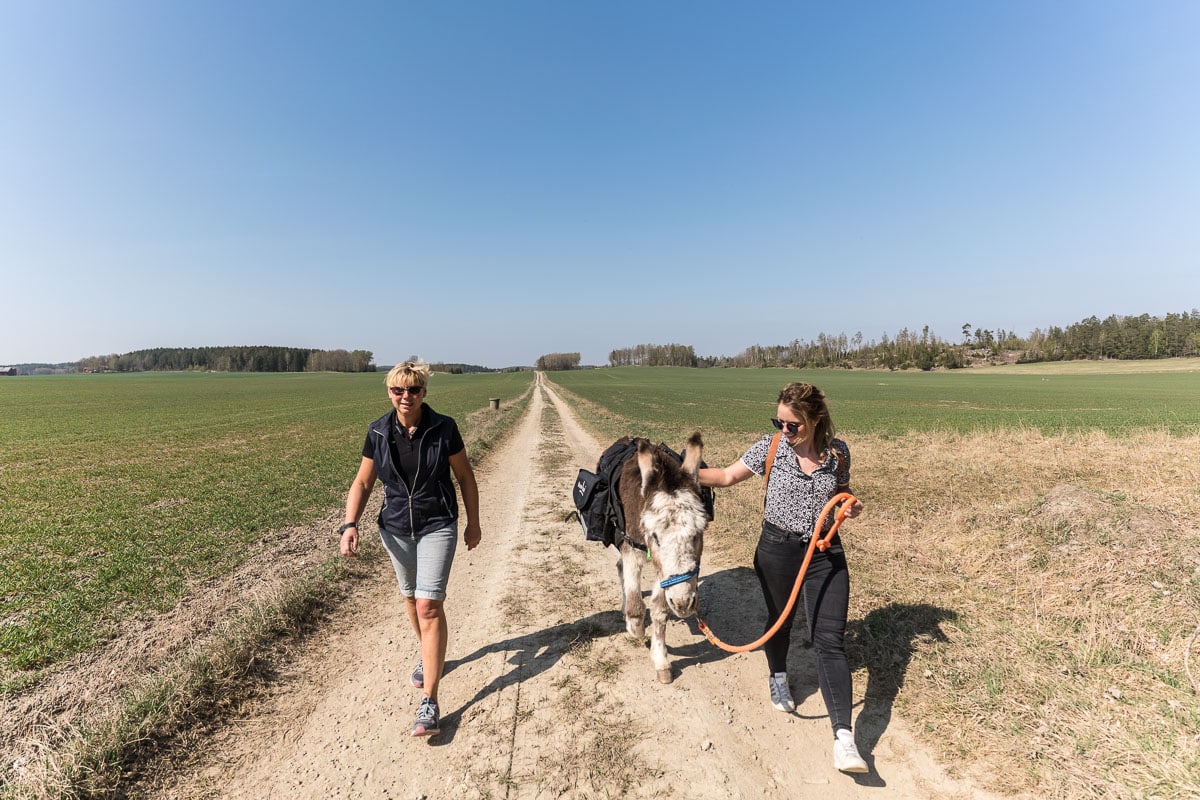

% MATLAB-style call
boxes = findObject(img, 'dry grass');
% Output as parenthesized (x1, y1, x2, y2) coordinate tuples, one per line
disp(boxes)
(744, 428, 1200, 799)
(842, 429, 1200, 799)
(549, 377, 1200, 798)
(3, 555, 370, 800)
(981, 357, 1200, 375)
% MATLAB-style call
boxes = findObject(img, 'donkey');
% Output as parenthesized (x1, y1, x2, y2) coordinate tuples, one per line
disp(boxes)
(610, 432, 709, 684)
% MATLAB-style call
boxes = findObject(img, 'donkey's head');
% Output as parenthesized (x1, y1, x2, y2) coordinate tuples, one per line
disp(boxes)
(637, 432, 708, 618)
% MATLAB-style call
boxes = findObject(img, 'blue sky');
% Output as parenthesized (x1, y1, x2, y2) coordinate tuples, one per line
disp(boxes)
(2, 1, 1197, 368)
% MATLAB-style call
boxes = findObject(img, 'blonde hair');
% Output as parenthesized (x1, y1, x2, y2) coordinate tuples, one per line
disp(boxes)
(385, 359, 430, 389)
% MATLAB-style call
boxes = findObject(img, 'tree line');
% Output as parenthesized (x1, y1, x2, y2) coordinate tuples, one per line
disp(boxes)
(1022, 311, 1200, 362)
(78, 346, 375, 373)
(608, 343, 699, 367)
(428, 362, 501, 374)
(536, 352, 581, 371)
(719, 310, 1200, 370)
(73, 308, 1200, 375)
(536, 309, 1200, 372)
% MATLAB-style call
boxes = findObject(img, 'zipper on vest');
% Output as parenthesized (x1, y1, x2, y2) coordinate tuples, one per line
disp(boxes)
(408, 427, 432, 538)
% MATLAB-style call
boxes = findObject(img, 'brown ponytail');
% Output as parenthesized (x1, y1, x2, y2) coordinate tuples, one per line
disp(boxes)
(777, 382, 836, 459)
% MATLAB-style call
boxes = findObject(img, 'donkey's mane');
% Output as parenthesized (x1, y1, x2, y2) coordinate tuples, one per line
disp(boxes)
(615, 435, 705, 543)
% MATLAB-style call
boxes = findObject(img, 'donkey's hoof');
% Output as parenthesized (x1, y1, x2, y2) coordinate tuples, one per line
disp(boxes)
(656, 668, 673, 684)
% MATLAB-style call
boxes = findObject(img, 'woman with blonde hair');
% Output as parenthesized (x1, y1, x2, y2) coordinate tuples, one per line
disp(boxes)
(698, 382, 867, 774)
(339, 360, 481, 737)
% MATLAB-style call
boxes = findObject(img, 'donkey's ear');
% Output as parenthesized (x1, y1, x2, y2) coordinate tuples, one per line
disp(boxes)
(682, 431, 703, 476)
(636, 438, 659, 492)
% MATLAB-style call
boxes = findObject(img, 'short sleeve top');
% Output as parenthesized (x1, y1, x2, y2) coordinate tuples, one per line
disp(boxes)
(741, 434, 851, 537)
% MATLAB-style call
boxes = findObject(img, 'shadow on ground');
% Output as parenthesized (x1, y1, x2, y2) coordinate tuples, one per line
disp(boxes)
(787, 600, 957, 786)
(430, 562, 956, 787)
(429, 610, 626, 744)
(428, 566, 759, 744)
(686, 567, 958, 786)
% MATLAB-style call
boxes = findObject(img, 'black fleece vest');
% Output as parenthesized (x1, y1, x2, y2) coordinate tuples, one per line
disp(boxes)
(365, 405, 460, 537)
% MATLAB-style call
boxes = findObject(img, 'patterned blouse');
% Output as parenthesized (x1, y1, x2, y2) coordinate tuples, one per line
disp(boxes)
(740, 433, 851, 538)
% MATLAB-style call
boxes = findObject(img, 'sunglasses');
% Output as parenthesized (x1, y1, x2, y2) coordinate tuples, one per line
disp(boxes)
(389, 386, 424, 396)
(770, 418, 805, 435)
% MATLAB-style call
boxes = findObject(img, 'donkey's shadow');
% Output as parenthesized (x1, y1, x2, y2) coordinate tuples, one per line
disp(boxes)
(429, 610, 626, 744)
(670, 566, 762, 671)
(429, 563, 955, 771)
(428, 567, 758, 743)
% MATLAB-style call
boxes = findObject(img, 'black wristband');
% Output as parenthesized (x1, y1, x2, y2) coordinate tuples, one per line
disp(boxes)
(338, 522, 358, 534)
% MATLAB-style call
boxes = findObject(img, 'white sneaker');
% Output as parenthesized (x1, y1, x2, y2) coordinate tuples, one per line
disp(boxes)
(833, 729, 868, 773)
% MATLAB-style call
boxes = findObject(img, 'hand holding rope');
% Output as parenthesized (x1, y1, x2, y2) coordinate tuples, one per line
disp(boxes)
(695, 492, 858, 653)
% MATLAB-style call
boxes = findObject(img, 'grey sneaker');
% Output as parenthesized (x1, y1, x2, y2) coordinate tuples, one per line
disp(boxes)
(412, 697, 440, 737)
(411, 657, 424, 689)
(833, 729, 868, 773)
(768, 672, 795, 712)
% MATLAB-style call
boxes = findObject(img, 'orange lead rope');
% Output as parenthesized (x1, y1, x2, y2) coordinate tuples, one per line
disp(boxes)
(696, 491, 858, 653)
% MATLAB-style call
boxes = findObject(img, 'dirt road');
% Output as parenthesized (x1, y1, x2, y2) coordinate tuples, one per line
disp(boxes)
(156, 375, 991, 799)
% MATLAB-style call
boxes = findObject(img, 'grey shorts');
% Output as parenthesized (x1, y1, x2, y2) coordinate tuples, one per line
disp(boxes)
(379, 525, 458, 601)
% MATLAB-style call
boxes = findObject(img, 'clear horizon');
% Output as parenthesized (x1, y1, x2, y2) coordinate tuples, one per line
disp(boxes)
(3, 2, 1197, 369)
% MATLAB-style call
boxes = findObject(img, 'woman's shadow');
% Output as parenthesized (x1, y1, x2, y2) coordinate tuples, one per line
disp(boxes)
(682, 567, 957, 786)
(846, 604, 956, 763)
(785, 600, 957, 785)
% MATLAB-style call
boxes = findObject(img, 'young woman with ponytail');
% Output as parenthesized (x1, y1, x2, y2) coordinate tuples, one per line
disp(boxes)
(698, 382, 868, 774)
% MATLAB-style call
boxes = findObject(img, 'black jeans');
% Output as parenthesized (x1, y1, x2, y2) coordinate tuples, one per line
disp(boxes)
(753, 521, 853, 733)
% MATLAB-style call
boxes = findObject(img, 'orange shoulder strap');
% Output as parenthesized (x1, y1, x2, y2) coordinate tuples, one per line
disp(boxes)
(762, 432, 782, 507)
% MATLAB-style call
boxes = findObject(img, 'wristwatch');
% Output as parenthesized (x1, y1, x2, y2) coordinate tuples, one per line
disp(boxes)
(337, 522, 358, 534)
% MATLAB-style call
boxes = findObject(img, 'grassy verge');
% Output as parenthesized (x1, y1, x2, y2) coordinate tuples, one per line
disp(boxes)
(1, 374, 535, 800)
(5, 555, 369, 800)
(850, 429, 1200, 799)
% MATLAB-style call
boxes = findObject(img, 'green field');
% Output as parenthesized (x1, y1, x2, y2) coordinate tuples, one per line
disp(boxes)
(549, 363, 1200, 439)
(5, 362, 1197, 799)
(0, 370, 533, 688)
(4, 362, 1198, 689)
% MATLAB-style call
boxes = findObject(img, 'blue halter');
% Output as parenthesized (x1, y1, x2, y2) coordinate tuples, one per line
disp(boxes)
(659, 566, 699, 589)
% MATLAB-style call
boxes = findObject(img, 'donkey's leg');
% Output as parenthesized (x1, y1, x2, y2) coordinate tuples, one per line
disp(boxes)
(619, 546, 646, 640)
(616, 554, 625, 613)
(649, 584, 672, 683)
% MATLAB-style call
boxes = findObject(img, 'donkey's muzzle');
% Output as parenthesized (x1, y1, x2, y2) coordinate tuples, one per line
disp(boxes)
(665, 586, 698, 618)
